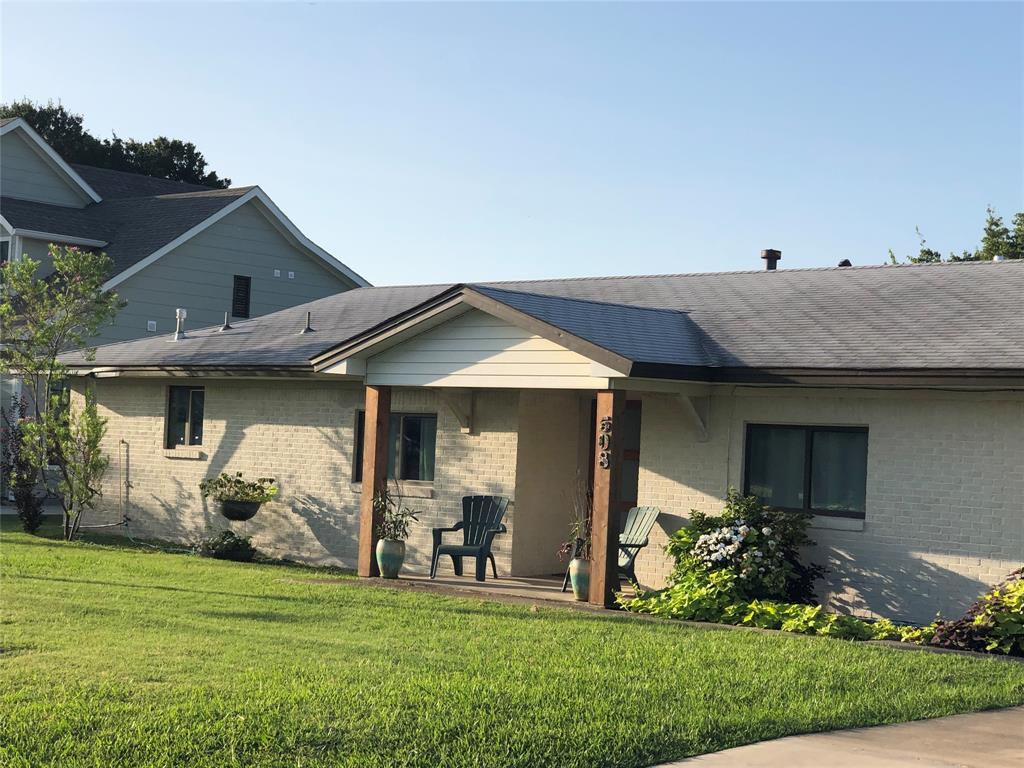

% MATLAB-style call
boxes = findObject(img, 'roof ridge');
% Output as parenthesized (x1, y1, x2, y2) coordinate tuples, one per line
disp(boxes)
(71, 162, 216, 186)
(153, 186, 254, 200)
(472, 283, 690, 315)
(484, 258, 1020, 285)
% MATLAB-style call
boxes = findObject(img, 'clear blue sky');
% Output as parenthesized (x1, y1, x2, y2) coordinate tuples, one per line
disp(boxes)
(3, 2, 1021, 286)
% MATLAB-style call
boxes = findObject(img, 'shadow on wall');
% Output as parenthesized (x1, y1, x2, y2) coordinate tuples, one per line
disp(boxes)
(813, 542, 995, 624)
(290, 493, 358, 566)
(634, 508, 996, 624)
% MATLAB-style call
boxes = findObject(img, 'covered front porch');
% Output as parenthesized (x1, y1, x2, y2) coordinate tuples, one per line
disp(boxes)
(352, 383, 695, 606)
(309, 287, 711, 605)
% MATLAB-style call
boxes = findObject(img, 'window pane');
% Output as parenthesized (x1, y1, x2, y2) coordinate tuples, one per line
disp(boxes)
(353, 411, 365, 482)
(188, 390, 205, 445)
(400, 415, 436, 481)
(811, 430, 867, 513)
(165, 387, 190, 448)
(746, 426, 806, 509)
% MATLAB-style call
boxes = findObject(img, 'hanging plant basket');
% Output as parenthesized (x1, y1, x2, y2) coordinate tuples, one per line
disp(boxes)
(217, 500, 262, 521)
(200, 473, 278, 523)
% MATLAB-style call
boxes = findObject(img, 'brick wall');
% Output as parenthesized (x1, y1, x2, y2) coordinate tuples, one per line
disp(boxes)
(634, 388, 1024, 623)
(77, 379, 1023, 623)
(77, 380, 519, 575)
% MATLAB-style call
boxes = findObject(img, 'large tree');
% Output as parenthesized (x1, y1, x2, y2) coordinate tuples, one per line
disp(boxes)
(890, 206, 1023, 264)
(1, 99, 230, 188)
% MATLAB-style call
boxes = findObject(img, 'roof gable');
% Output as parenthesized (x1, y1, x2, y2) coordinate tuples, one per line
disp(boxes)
(0, 119, 101, 205)
(347, 308, 622, 389)
(100, 188, 368, 289)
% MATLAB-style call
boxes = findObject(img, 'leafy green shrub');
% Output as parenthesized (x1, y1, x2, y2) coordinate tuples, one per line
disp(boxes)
(199, 472, 277, 503)
(620, 570, 918, 643)
(617, 569, 742, 623)
(624, 489, 1021, 656)
(196, 530, 258, 562)
(930, 569, 1024, 656)
(665, 489, 824, 602)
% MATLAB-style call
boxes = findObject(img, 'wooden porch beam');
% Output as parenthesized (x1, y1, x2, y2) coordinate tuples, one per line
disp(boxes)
(357, 384, 391, 577)
(589, 389, 625, 607)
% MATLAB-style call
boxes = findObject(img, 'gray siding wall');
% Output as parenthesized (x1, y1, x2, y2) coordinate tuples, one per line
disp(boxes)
(95, 201, 355, 344)
(0, 130, 88, 207)
(18, 237, 56, 274)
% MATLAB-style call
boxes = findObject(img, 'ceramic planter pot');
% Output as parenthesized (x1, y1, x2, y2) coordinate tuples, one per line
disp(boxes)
(217, 500, 261, 521)
(376, 539, 406, 579)
(569, 557, 590, 601)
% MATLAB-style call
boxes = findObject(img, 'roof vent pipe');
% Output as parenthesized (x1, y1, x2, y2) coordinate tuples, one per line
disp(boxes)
(761, 249, 782, 271)
(173, 308, 187, 341)
(219, 311, 232, 332)
(993, 254, 1005, 262)
(299, 311, 315, 334)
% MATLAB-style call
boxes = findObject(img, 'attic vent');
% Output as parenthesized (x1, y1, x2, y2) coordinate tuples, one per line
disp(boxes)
(761, 249, 781, 271)
(299, 311, 315, 335)
(173, 308, 187, 341)
(232, 275, 251, 318)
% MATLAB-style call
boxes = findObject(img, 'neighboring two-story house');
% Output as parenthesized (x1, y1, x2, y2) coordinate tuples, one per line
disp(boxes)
(1, 116, 368, 499)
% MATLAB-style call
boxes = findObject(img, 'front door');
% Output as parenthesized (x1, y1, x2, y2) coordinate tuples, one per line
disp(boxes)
(589, 399, 642, 533)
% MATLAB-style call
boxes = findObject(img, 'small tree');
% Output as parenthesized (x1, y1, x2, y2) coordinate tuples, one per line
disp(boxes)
(0, 244, 124, 539)
(22, 390, 109, 540)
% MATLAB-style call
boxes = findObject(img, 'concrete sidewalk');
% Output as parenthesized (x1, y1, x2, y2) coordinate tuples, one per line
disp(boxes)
(664, 706, 1024, 767)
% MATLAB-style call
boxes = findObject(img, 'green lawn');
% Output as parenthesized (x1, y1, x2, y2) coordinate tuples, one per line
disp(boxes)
(2, 529, 1023, 768)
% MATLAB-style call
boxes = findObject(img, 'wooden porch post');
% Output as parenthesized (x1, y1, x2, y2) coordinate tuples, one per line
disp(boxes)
(589, 389, 625, 607)
(357, 385, 391, 577)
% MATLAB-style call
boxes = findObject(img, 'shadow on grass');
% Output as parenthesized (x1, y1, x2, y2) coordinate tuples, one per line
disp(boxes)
(11, 573, 656, 628)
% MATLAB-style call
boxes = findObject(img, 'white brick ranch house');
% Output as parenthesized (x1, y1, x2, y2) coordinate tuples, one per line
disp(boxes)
(61, 259, 1024, 623)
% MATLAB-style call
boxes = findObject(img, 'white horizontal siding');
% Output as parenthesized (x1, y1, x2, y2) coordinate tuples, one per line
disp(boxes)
(364, 309, 611, 389)
(0, 131, 87, 207)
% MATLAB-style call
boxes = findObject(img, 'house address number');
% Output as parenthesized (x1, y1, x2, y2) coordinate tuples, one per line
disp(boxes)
(598, 416, 613, 469)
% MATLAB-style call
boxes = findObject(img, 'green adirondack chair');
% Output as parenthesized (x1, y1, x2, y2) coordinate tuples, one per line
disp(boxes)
(561, 506, 660, 592)
(430, 495, 510, 582)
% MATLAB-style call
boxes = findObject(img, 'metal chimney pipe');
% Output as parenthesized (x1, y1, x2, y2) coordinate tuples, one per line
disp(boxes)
(299, 311, 315, 334)
(761, 249, 782, 271)
(173, 308, 188, 340)
(219, 311, 232, 332)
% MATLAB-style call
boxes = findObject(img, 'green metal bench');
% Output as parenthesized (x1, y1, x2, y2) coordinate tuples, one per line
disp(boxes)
(430, 495, 510, 582)
(561, 506, 660, 591)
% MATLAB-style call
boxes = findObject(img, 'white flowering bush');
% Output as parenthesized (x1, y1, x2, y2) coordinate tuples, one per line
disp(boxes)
(666, 489, 824, 602)
(690, 520, 788, 596)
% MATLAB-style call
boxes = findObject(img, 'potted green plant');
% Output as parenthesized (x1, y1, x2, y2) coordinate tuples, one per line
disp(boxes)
(374, 485, 420, 579)
(199, 472, 278, 521)
(559, 480, 593, 601)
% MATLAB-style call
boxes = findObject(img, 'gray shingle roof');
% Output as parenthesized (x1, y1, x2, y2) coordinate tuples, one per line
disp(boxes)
(62, 260, 1024, 377)
(472, 285, 711, 367)
(1, 185, 252, 274)
(71, 164, 215, 199)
